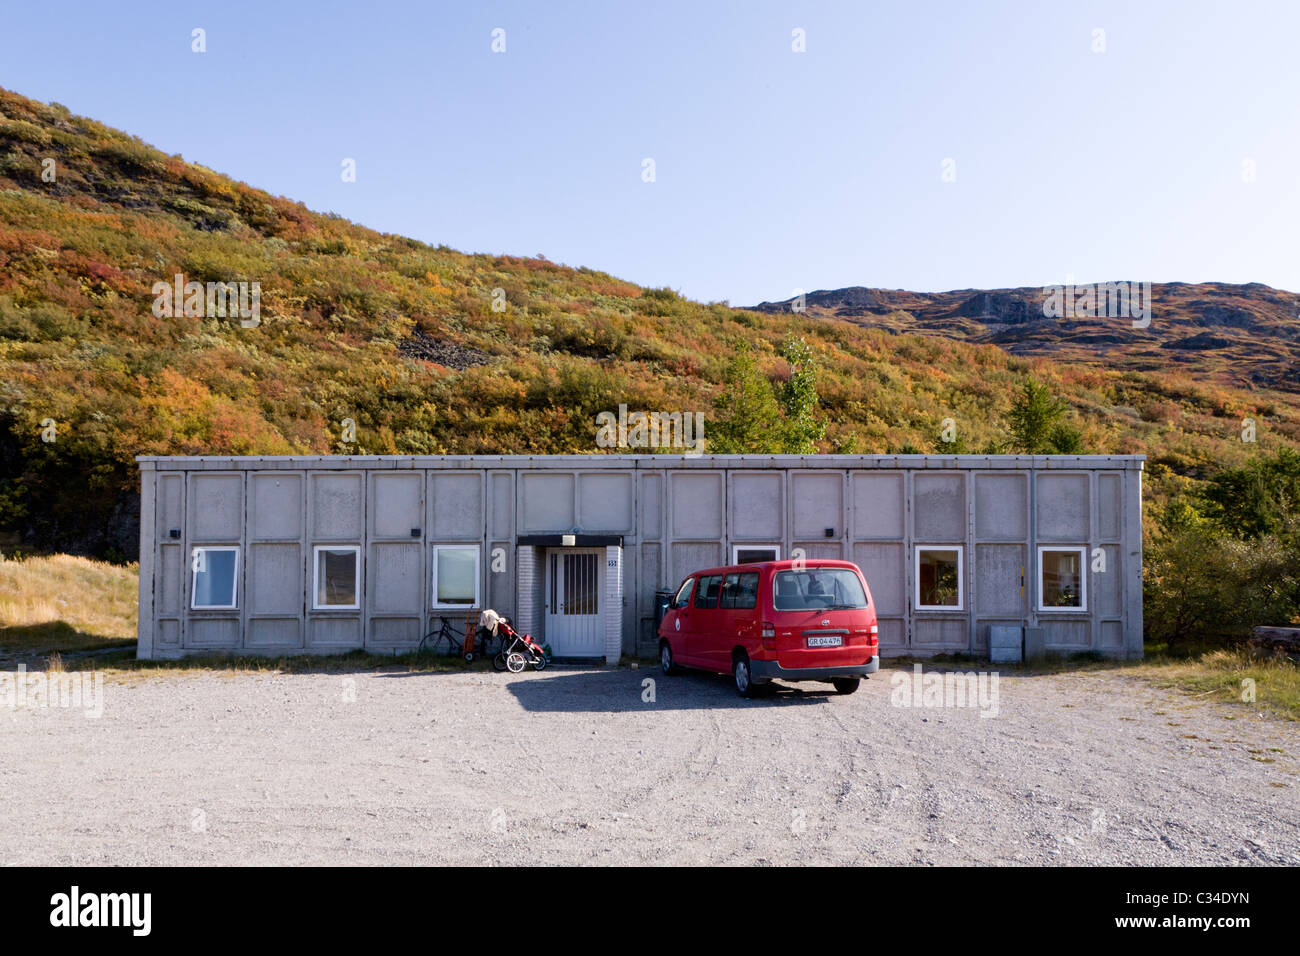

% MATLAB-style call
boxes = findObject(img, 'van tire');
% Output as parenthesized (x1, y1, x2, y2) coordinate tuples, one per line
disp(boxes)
(660, 641, 680, 675)
(832, 677, 861, 695)
(733, 654, 764, 698)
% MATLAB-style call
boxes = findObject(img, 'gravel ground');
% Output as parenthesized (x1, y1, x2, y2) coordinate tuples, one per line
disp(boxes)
(1, 662, 1296, 865)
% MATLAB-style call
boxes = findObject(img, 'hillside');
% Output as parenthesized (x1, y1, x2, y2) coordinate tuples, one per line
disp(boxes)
(1, 86, 1298, 559)
(752, 283, 1300, 392)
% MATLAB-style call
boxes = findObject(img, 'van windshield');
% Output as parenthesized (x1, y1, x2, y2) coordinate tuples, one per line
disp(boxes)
(773, 569, 868, 611)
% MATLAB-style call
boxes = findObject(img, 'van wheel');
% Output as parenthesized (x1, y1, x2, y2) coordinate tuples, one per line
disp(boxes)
(660, 641, 680, 675)
(832, 678, 861, 695)
(733, 654, 763, 698)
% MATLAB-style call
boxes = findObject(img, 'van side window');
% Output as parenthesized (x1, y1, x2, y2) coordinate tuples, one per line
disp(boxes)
(719, 573, 741, 609)
(695, 575, 722, 609)
(734, 571, 759, 609)
(717, 572, 757, 609)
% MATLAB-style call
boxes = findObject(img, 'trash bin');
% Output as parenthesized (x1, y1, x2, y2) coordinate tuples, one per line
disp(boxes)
(653, 589, 675, 634)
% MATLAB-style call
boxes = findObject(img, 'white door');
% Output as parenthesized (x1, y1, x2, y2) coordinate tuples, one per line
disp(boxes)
(545, 549, 604, 657)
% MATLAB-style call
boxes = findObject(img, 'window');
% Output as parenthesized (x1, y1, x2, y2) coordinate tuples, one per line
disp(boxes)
(773, 568, 868, 611)
(719, 571, 760, 609)
(732, 545, 780, 565)
(1039, 546, 1087, 611)
(672, 577, 696, 609)
(313, 546, 360, 610)
(191, 547, 238, 609)
(915, 547, 963, 610)
(694, 574, 722, 609)
(433, 545, 480, 609)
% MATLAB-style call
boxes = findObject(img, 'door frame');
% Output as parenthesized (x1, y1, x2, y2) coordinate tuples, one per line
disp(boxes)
(544, 547, 606, 658)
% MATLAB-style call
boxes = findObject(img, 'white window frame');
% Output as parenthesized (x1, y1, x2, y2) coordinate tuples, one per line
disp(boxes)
(431, 544, 481, 610)
(190, 546, 240, 610)
(1037, 545, 1088, 613)
(313, 545, 361, 611)
(731, 544, 780, 564)
(914, 545, 964, 611)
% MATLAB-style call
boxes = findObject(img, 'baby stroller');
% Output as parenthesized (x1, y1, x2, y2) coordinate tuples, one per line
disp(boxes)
(480, 609, 548, 673)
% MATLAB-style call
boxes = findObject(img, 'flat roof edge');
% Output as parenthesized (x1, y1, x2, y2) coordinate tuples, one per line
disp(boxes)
(136, 453, 1146, 470)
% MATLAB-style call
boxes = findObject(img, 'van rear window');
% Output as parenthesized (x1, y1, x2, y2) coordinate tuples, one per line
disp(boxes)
(773, 569, 868, 611)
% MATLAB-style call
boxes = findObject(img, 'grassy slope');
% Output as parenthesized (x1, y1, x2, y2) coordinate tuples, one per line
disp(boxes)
(0, 85, 1298, 558)
(0, 553, 136, 654)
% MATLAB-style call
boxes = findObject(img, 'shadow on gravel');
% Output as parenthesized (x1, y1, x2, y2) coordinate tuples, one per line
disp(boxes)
(500, 667, 841, 712)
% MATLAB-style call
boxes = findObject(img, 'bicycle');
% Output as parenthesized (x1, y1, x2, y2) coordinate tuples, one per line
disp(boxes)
(418, 617, 472, 660)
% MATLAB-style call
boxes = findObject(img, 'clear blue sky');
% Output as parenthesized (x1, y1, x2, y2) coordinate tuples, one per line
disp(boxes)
(3, 0, 1297, 304)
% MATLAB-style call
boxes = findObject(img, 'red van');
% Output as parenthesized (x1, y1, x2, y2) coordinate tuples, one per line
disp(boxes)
(658, 559, 879, 697)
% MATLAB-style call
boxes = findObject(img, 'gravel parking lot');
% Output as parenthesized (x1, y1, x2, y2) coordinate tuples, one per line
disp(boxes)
(1, 662, 1296, 865)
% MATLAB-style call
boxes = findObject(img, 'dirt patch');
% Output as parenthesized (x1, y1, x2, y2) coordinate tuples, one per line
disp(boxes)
(0, 663, 1295, 864)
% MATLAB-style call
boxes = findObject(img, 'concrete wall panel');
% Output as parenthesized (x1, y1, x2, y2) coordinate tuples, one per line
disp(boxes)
(670, 473, 723, 539)
(489, 472, 514, 539)
(876, 618, 906, 649)
(311, 474, 364, 540)
(187, 618, 239, 648)
(308, 618, 363, 648)
(429, 473, 482, 539)
(369, 542, 422, 613)
(914, 618, 967, 646)
(158, 545, 182, 615)
(730, 473, 783, 539)
(854, 542, 904, 616)
(639, 473, 663, 541)
(247, 543, 301, 615)
(975, 544, 1024, 617)
(1095, 545, 1121, 617)
(158, 619, 180, 647)
(670, 541, 722, 583)
(975, 474, 1026, 540)
(487, 542, 514, 617)
(794, 541, 843, 560)
(792, 472, 842, 539)
(156, 474, 184, 539)
(578, 473, 634, 532)
(247, 618, 301, 649)
(372, 473, 422, 538)
(521, 473, 575, 532)
(1099, 474, 1121, 539)
(250, 474, 302, 540)
(914, 473, 965, 542)
(1043, 619, 1090, 648)
(369, 618, 421, 648)
(852, 473, 904, 539)
(190, 474, 242, 541)
(1037, 474, 1089, 540)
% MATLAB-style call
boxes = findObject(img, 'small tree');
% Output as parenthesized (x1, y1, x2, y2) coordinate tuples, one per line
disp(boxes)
(710, 336, 827, 454)
(709, 340, 785, 454)
(778, 335, 826, 454)
(1007, 379, 1083, 454)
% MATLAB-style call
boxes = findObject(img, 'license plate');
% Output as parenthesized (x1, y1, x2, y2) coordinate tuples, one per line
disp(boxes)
(807, 635, 843, 648)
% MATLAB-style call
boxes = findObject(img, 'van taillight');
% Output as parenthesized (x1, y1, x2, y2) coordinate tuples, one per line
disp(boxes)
(761, 623, 776, 649)
(869, 624, 878, 642)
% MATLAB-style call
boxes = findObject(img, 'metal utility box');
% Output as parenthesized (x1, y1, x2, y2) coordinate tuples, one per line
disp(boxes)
(989, 624, 1023, 663)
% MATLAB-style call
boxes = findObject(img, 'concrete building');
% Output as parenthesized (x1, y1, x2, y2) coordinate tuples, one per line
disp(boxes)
(136, 454, 1145, 661)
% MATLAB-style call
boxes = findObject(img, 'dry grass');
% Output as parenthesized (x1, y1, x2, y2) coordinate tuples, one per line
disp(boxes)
(1132, 648, 1300, 721)
(0, 554, 138, 654)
